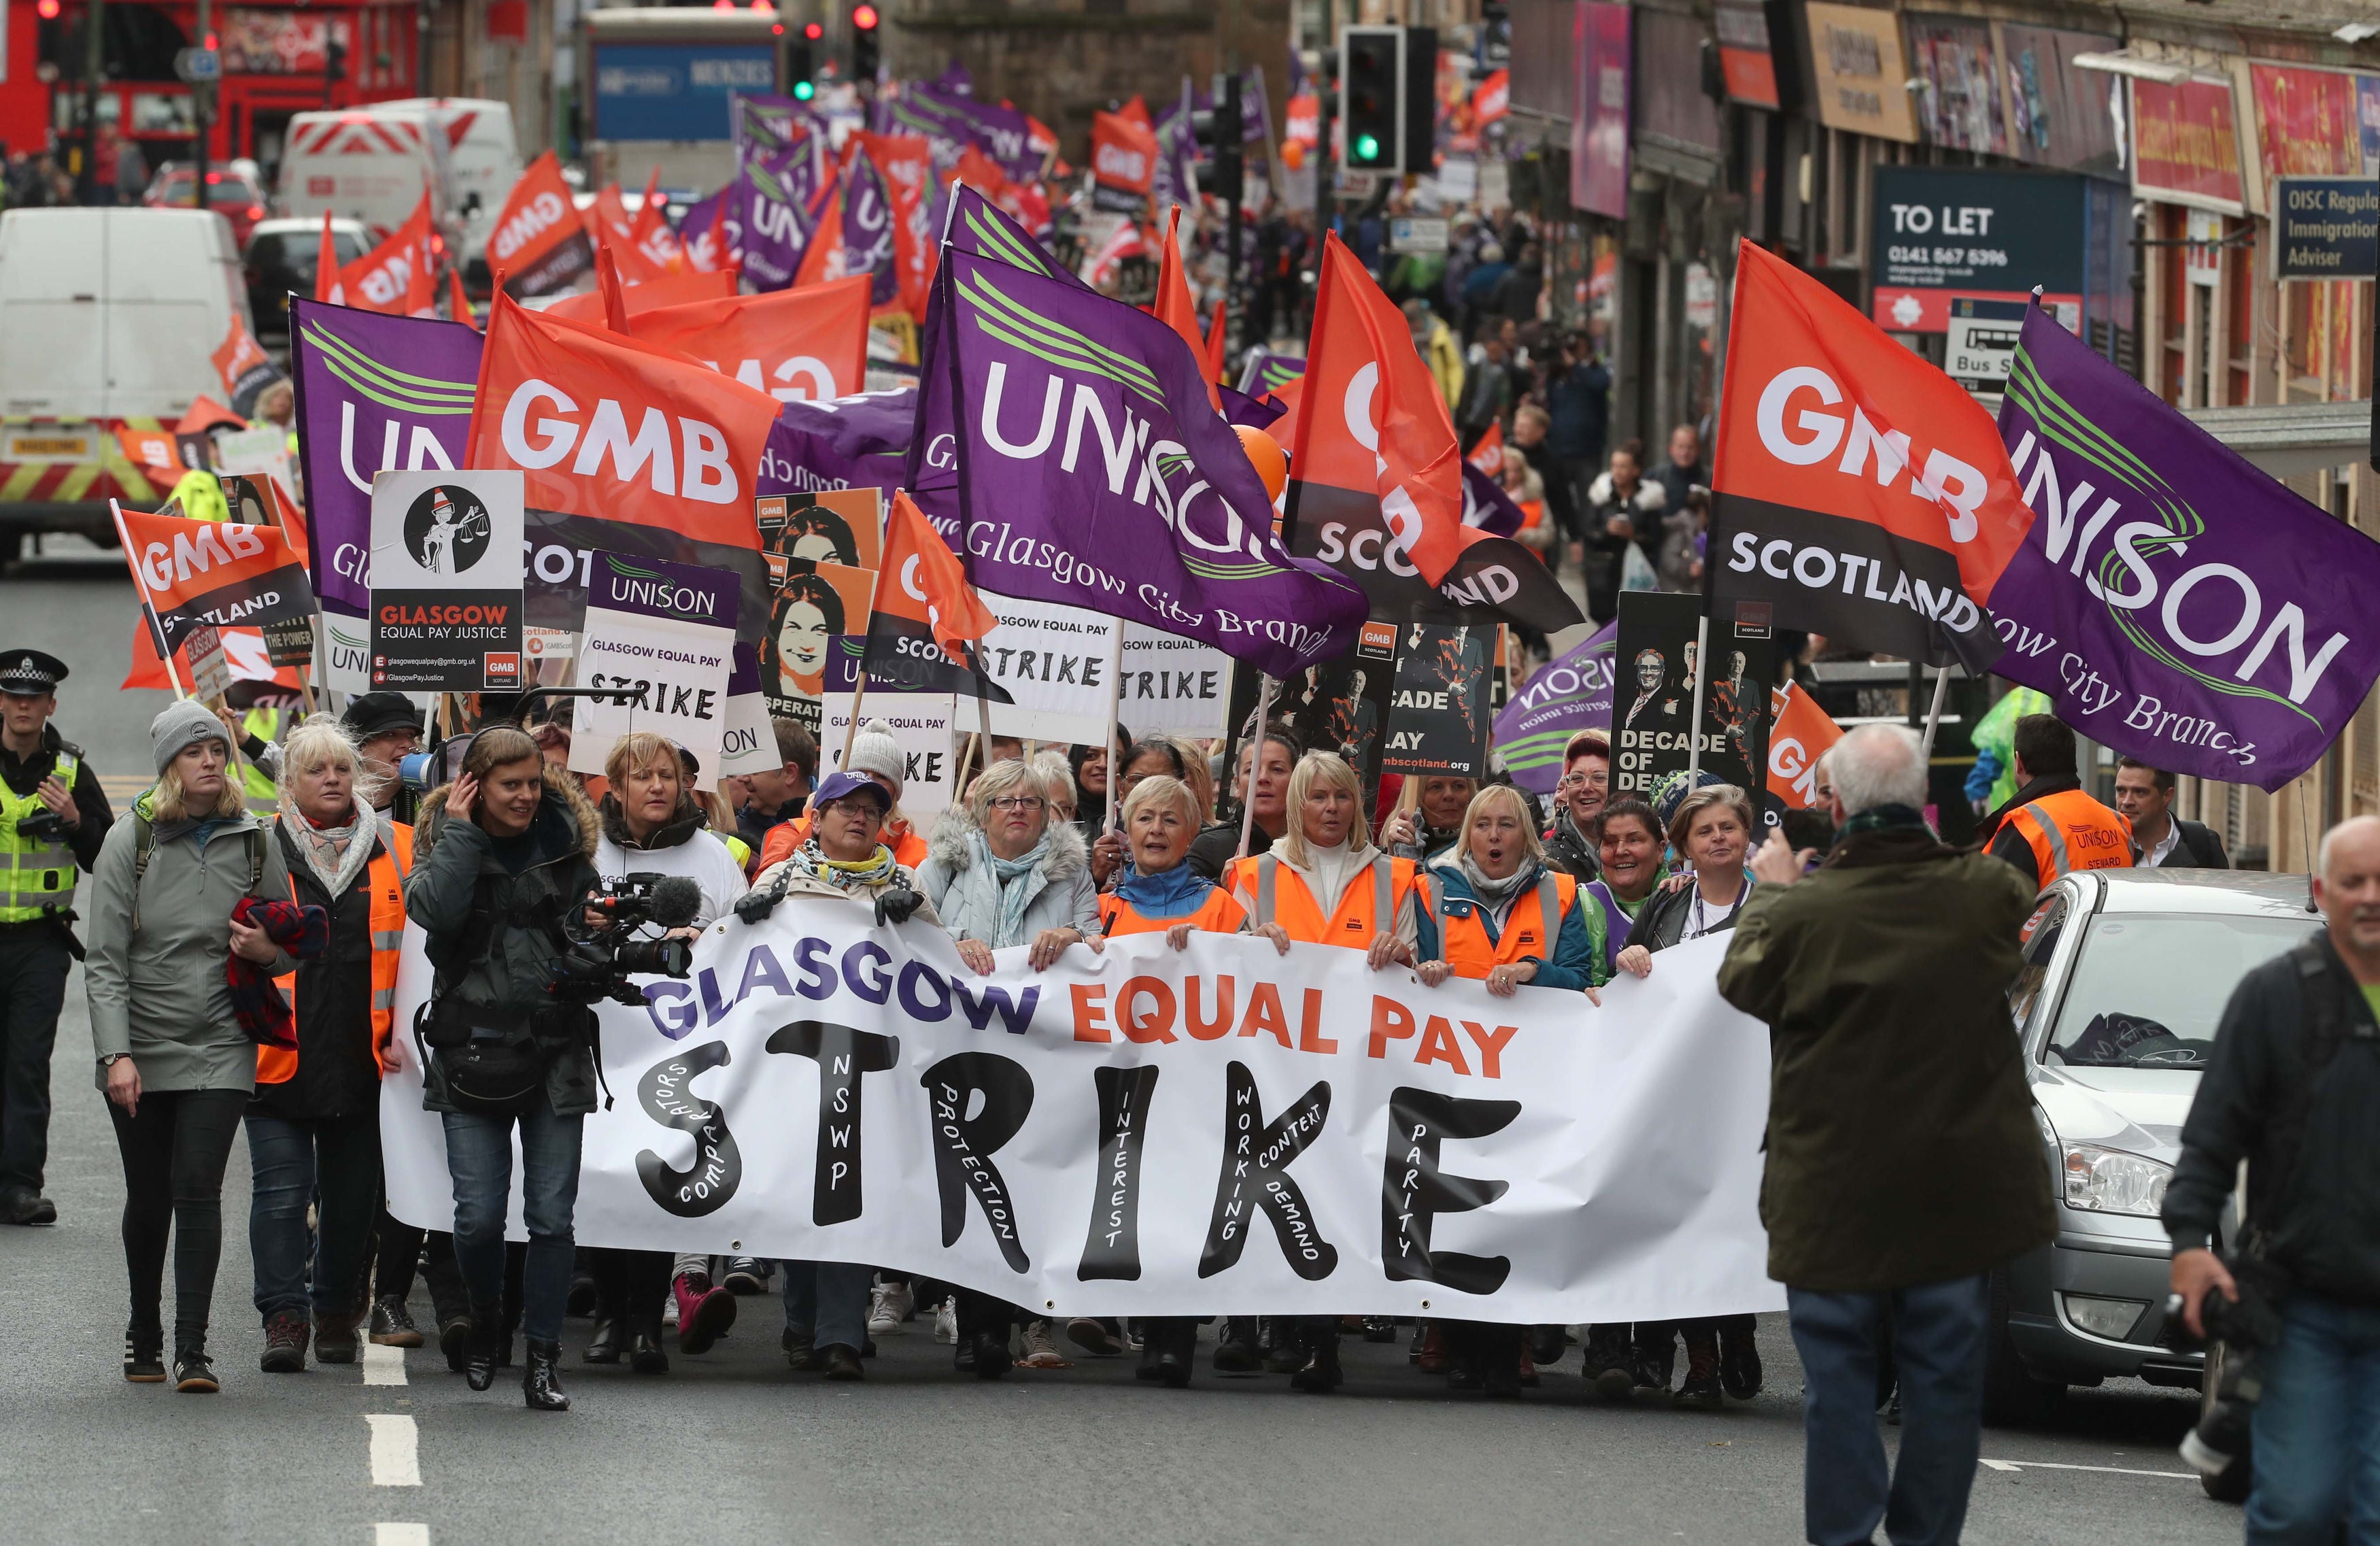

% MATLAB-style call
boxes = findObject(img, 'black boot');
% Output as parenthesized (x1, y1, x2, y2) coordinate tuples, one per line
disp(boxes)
(1212, 1317, 1260, 1375)
(582, 1317, 621, 1364)
(628, 1316, 669, 1375)
(1289, 1317, 1342, 1394)
(972, 1328, 1011, 1381)
(1155, 1321, 1194, 1389)
(1134, 1321, 1167, 1382)
(522, 1338, 571, 1411)
(1259, 1316, 1302, 1374)
(464, 1302, 505, 1392)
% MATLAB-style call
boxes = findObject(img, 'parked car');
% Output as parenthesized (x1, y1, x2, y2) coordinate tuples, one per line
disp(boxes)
(244, 217, 369, 346)
(142, 162, 272, 251)
(1990, 868, 2315, 1459)
(0, 207, 252, 559)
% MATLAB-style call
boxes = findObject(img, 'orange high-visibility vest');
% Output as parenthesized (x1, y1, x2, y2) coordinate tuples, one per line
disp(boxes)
(758, 811, 928, 873)
(1227, 851, 1423, 947)
(1431, 870, 1576, 978)
(2005, 789, 2132, 886)
(261, 822, 413, 1084)
(1100, 886, 1248, 937)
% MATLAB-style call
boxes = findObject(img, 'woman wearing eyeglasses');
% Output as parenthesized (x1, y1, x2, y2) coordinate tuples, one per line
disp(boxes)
(913, 756, 1100, 1378)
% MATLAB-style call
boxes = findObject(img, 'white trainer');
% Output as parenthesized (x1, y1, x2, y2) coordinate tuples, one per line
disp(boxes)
(933, 1299, 958, 1344)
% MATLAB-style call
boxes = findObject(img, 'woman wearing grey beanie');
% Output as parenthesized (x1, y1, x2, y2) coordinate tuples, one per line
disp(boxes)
(84, 701, 296, 1392)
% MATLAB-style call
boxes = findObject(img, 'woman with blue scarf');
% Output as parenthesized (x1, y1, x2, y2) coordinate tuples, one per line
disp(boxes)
(915, 756, 1101, 1377)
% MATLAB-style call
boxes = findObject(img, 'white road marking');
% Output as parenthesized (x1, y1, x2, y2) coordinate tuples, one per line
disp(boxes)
(367, 1414, 422, 1487)
(363, 1342, 408, 1386)
(374, 1527, 430, 1546)
(1981, 1458, 2197, 1480)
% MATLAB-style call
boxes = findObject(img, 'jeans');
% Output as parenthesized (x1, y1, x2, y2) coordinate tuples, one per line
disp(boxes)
(2247, 1291, 2380, 1543)
(0, 927, 70, 1195)
(246, 1109, 381, 1322)
(107, 1087, 248, 1347)
(1787, 1274, 1990, 1546)
(779, 1260, 871, 1353)
(441, 1092, 582, 1344)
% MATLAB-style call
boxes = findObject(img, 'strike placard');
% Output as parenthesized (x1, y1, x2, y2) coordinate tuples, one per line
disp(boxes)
(571, 552, 741, 789)
(976, 594, 1119, 745)
(369, 469, 525, 692)
(1120, 622, 1234, 739)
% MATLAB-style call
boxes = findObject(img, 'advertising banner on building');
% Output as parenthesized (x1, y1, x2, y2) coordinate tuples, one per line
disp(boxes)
(2248, 63, 2364, 184)
(1996, 24, 2122, 177)
(2130, 78, 2247, 215)
(1906, 14, 2003, 154)
(383, 917, 1784, 1326)
(367, 470, 524, 692)
(1569, 3, 1631, 220)
(2275, 178, 2380, 280)
(1712, 0, 1778, 109)
(1803, 2, 1918, 144)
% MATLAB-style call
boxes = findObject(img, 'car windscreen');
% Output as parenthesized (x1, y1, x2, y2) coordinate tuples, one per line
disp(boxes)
(2045, 913, 2315, 1069)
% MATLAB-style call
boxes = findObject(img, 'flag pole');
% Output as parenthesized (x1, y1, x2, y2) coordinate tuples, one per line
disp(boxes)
(1100, 620, 1126, 835)
(1918, 666, 1954, 761)
(114, 499, 194, 702)
(845, 561, 889, 768)
(1235, 673, 1277, 860)
(1684, 613, 1710, 784)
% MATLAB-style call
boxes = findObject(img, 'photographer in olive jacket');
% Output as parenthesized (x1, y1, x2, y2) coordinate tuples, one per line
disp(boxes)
(405, 726, 602, 1413)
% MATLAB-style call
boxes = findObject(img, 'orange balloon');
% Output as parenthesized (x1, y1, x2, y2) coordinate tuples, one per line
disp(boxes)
(1281, 139, 1307, 171)
(1236, 423, 1289, 503)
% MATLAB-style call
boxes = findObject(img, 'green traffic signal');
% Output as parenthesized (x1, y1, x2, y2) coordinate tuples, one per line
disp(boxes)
(1354, 133, 1380, 162)
(793, 80, 816, 100)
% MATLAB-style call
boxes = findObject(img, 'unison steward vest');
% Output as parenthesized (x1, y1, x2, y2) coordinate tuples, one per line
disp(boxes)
(2006, 788, 2132, 885)
(1099, 886, 1248, 937)
(261, 822, 413, 1084)
(0, 749, 78, 922)
(1430, 870, 1576, 978)
(1227, 852, 1422, 947)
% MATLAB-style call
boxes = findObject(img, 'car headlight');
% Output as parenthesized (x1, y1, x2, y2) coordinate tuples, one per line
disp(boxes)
(2062, 1143, 2172, 1216)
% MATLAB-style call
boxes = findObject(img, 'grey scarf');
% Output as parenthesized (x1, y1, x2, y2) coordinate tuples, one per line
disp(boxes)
(277, 791, 376, 897)
(1455, 853, 1537, 926)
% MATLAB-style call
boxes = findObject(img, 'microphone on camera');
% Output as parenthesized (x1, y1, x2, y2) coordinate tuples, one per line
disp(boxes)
(649, 875, 704, 930)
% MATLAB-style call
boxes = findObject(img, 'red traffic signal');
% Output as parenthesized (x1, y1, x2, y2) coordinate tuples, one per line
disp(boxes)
(35, 0, 58, 18)
(852, 3, 878, 29)
(804, 20, 823, 38)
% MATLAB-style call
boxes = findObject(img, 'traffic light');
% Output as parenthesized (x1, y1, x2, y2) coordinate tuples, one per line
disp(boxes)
(851, 3, 879, 82)
(789, 33, 814, 98)
(1401, 25, 1436, 173)
(1340, 24, 1401, 171)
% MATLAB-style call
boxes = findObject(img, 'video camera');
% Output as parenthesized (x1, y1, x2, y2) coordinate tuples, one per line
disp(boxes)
(548, 872, 702, 1007)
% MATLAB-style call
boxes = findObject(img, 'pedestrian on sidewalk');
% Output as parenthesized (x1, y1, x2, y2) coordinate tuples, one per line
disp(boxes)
(86, 701, 300, 1393)
(1716, 723, 2052, 1546)
(0, 648, 112, 1227)
(248, 718, 411, 1375)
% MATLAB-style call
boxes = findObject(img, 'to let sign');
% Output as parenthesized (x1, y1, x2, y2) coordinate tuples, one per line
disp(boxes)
(1869, 165, 2090, 333)
(2275, 178, 2380, 280)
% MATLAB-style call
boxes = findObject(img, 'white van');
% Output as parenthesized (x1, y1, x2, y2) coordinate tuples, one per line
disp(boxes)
(0, 207, 250, 552)
(279, 99, 520, 270)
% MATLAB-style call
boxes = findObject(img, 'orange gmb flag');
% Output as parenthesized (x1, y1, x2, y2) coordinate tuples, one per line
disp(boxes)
(626, 274, 871, 405)
(1151, 206, 1217, 408)
(464, 290, 785, 636)
(862, 490, 1010, 701)
(211, 313, 284, 417)
(338, 188, 437, 316)
(629, 166, 683, 271)
(1466, 420, 1505, 477)
(1709, 240, 2033, 669)
(1766, 682, 1845, 810)
(488, 150, 595, 298)
(543, 267, 737, 326)
(116, 506, 316, 658)
(314, 210, 344, 303)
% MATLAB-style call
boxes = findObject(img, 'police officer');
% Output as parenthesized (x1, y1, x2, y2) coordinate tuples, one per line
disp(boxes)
(0, 650, 114, 1226)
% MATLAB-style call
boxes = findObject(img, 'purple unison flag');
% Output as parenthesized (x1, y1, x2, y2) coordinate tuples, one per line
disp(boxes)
(880, 88, 970, 174)
(1993, 306, 2380, 791)
(762, 387, 915, 500)
(675, 186, 740, 267)
(946, 184, 1078, 287)
(935, 248, 1367, 677)
(288, 298, 482, 618)
(1238, 349, 1305, 397)
(1491, 621, 1616, 794)
(735, 93, 823, 165)
(1462, 462, 1527, 539)
(842, 148, 902, 309)
(738, 141, 821, 292)
(934, 58, 972, 95)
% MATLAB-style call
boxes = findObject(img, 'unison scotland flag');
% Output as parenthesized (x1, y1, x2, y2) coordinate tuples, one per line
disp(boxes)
(932, 248, 1367, 677)
(1993, 306, 2380, 790)
(1491, 621, 1616, 794)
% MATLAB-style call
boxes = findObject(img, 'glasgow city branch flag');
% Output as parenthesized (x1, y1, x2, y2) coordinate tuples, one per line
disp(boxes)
(931, 247, 1367, 678)
(464, 290, 784, 639)
(738, 139, 826, 292)
(1993, 303, 2380, 790)
(864, 489, 1012, 701)
(1709, 241, 2033, 669)
(1289, 234, 1582, 633)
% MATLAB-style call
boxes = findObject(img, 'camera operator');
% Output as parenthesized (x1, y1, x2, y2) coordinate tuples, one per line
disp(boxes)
(741, 769, 940, 1381)
(2166, 813, 2380, 1539)
(405, 726, 602, 1413)
(583, 733, 745, 1376)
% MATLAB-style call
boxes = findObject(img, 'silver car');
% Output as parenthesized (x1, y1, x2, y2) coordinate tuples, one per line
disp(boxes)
(1984, 867, 2318, 1425)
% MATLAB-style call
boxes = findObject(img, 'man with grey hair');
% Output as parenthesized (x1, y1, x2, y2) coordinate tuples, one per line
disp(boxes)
(2163, 814, 2380, 1539)
(1718, 722, 2054, 1546)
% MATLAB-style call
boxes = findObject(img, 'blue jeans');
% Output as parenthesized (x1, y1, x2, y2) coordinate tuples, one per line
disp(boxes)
(441, 1093, 582, 1344)
(1787, 1275, 1990, 1546)
(245, 1109, 381, 1322)
(2247, 1291, 2380, 1543)
(780, 1260, 871, 1354)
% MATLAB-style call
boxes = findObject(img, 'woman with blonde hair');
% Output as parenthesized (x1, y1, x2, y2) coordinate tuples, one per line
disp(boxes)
(1225, 750, 1427, 1392)
(245, 716, 413, 1375)
(86, 702, 299, 1392)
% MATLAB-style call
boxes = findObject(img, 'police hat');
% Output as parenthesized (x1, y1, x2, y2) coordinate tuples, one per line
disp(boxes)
(0, 650, 68, 697)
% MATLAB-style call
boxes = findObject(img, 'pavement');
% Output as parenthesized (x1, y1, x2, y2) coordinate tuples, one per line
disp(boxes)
(0, 555, 2247, 1545)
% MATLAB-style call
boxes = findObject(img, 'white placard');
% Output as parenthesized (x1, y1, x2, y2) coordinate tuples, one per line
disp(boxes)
(368, 469, 526, 694)
(821, 689, 956, 817)
(976, 594, 1119, 746)
(569, 554, 740, 792)
(1119, 622, 1233, 739)
(184, 624, 230, 701)
(719, 643, 781, 779)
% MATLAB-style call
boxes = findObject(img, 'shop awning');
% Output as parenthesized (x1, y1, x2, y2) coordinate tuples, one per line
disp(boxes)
(2180, 400, 2373, 480)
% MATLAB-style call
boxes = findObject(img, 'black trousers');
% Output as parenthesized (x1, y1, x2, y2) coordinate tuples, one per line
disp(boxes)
(373, 1211, 470, 1324)
(107, 1087, 247, 1347)
(0, 926, 71, 1196)
(954, 1288, 1032, 1343)
(588, 1246, 672, 1327)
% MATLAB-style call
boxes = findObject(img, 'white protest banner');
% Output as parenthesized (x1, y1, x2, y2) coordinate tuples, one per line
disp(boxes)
(382, 922, 1781, 1324)
(369, 469, 525, 692)
(976, 594, 1117, 745)
(821, 689, 955, 816)
(719, 642, 781, 779)
(571, 552, 740, 790)
(1120, 622, 1234, 739)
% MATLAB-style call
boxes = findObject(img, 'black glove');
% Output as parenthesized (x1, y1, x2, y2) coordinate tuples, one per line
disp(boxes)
(874, 885, 922, 928)
(734, 866, 794, 924)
